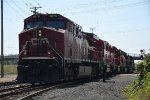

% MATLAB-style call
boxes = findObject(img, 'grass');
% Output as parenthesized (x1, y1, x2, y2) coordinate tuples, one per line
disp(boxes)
(0, 64, 17, 74)
(123, 73, 150, 100)
(123, 54, 150, 100)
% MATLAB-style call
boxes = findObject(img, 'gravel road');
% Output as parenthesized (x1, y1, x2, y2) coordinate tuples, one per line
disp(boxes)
(33, 74, 138, 100)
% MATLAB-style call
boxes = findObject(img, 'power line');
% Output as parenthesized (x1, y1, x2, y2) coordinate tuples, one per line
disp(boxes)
(25, 2, 32, 8)
(23, 0, 34, 14)
(4, 0, 24, 19)
(103, 27, 150, 34)
(25, 0, 34, 7)
(33, 0, 41, 7)
(33, 0, 47, 13)
(24, 0, 43, 14)
(11, 0, 30, 15)
(53, 0, 125, 12)
(61, 0, 150, 15)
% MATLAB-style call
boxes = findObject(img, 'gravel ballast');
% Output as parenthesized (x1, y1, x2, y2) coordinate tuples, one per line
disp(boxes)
(33, 74, 138, 100)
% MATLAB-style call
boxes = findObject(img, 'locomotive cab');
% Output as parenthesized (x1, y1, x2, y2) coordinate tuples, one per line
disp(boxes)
(24, 14, 67, 30)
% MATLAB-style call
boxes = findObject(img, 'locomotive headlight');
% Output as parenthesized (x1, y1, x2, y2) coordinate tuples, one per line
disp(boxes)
(24, 50, 26, 55)
(48, 51, 50, 54)
(38, 30, 42, 37)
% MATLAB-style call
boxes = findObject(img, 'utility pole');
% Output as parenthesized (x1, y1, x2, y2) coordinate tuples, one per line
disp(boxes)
(1, 0, 4, 78)
(30, 7, 42, 14)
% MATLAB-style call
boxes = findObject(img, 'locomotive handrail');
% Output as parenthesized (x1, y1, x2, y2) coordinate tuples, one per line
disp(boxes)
(19, 41, 31, 56)
(48, 43, 65, 79)
(48, 43, 64, 66)
(48, 44, 63, 58)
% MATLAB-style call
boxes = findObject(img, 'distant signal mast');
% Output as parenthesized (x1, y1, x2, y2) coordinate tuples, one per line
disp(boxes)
(90, 27, 95, 33)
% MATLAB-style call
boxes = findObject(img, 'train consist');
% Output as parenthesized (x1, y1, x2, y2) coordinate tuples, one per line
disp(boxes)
(17, 13, 134, 84)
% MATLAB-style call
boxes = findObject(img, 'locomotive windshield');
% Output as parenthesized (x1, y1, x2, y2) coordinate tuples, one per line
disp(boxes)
(25, 20, 65, 29)
(26, 21, 43, 29)
(46, 20, 65, 29)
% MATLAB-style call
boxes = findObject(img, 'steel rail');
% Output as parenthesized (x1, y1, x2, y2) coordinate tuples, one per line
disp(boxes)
(18, 85, 56, 100)
(18, 78, 98, 100)
(0, 81, 17, 87)
(0, 85, 32, 98)
(0, 84, 31, 93)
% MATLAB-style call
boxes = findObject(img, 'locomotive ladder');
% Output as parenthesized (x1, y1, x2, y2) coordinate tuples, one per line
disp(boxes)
(48, 44, 65, 79)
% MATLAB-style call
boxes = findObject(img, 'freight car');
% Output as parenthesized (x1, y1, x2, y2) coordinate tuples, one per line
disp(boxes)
(17, 13, 134, 84)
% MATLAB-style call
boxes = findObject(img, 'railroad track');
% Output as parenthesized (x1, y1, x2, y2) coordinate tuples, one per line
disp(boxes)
(0, 84, 31, 93)
(0, 77, 103, 100)
(18, 85, 56, 100)
(0, 84, 32, 98)
(0, 84, 50, 99)
(0, 81, 17, 87)
(18, 78, 98, 100)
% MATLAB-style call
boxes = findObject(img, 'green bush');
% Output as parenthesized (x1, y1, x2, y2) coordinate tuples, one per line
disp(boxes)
(124, 54, 150, 100)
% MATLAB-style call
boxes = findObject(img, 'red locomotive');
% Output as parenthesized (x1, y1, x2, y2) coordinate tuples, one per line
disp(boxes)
(17, 13, 134, 84)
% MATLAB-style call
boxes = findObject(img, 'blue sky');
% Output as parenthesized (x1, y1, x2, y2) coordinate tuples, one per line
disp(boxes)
(0, 0, 150, 55)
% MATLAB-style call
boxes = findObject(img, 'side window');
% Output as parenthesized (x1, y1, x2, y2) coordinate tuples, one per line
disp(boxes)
(76, 25, 82, 38)
(70, 23, 73, 32)
(88, 49, 92, 60)
(67, 22, 70, 31)
(70, 48, 72, 57)
(68, 22, 73, 32)
(68, 22, 71, 32)
(76, 26, 79, 37)
(83, 48, 86, 56)
(79, 26, 82, 38)
(80, 32, 83, 38)
(74, 25, 76, 36)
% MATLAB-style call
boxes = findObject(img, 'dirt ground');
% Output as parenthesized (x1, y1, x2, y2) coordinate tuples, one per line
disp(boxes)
(0, 74, 17, 82)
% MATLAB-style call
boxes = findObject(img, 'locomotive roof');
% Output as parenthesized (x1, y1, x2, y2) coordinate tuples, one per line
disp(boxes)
(83, 32, 105, 41)
(25, 13, 66, 20)
(24, 13, 81, 27)
(83, 32, 98, 38)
